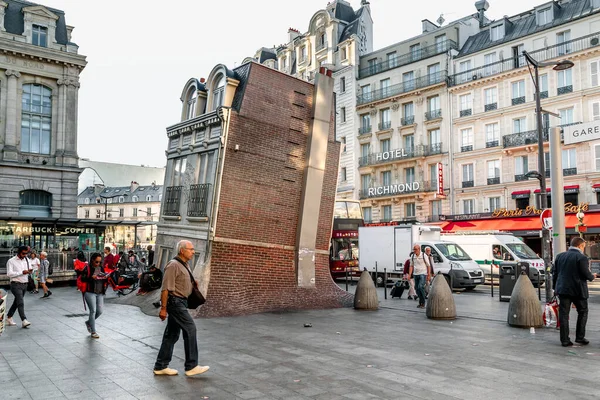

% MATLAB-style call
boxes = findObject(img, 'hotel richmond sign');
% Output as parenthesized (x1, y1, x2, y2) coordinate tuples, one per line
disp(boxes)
(375, 148, 411, 162)
(367, 182, 422, 197)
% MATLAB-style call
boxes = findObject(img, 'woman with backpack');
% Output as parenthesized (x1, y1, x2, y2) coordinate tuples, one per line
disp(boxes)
(80, 252, 108, 339)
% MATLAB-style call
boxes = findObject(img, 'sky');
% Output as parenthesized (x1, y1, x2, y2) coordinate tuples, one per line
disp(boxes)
(39, 0, 545, 168)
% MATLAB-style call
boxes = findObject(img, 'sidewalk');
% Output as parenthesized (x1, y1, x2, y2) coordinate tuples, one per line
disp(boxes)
(2, 285, 600, 399)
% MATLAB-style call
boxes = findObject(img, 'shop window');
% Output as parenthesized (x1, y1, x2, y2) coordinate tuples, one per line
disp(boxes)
(19, 190, 51, 217)
(565, 193, 578, 206)
(516, 198, 530, 209)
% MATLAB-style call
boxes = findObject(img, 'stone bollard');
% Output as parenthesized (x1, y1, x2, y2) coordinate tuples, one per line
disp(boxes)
(426, 274, 456, 320)
(507, 273, 543, 328)
(354, 271, 378, 310)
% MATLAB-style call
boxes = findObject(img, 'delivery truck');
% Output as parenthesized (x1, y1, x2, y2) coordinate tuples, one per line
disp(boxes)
(358, 225, 485, 289)
(440, 232, 545, 286)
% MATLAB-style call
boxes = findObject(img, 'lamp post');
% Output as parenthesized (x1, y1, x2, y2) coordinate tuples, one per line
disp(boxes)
(138, 208, 157, 242)
(522, 50, 574, 300)
(99, 193, 128, 221)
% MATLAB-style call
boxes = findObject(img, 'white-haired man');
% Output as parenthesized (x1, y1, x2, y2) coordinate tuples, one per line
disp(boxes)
(153, 240, 209, 377)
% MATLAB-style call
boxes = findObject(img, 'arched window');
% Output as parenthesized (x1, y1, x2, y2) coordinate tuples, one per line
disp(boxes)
(118, 196, 125, 203)
(132, 195, 139, 202)
(186, 88, 197, 120)
(146, 195, 152, 202)
(19, 189, 52, 217)
(84, 198, 90, 205)
(21, 84, 52, 154)
(213, 75, 225, 110)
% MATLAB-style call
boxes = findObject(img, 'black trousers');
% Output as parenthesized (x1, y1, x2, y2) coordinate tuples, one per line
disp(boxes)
(154, 296, 198, 371)
(8, 282, 27, 321)
(558, 295, 588, 344)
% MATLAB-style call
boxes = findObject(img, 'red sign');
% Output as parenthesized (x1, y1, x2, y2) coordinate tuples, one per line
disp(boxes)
(332, 231, 358, 238)
(437, 162, 444, 196)
(364, 221, 401, 227)
(540, 208, 552, 230)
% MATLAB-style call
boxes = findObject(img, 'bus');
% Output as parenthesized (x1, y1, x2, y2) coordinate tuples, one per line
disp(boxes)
(329, 199, 363, 279)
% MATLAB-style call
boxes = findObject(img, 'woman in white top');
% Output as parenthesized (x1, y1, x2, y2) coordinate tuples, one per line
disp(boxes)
(29, 251, 41, 294)
(409, 245, 431, 309)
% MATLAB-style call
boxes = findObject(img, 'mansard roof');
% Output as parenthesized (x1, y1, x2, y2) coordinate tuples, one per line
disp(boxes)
(4, 0, 71, 45)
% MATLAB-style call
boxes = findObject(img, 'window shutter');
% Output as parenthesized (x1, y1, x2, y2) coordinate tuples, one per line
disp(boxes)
(593, 102, 600, 121)
(592, 61, 599, 87)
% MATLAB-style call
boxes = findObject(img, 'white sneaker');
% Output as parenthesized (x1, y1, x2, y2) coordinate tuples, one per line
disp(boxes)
(153, 368, 178, 376)
(6, 317, 16, 326)
(22, 320, 31, 328)
(185, 365, 210, 376)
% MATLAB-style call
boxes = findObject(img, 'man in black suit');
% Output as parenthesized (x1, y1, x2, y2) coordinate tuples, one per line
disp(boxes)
(553, 237, 598, 347)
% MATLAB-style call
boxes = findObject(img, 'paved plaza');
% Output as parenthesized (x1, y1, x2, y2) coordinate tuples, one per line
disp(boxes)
(2, 283, 600, 399)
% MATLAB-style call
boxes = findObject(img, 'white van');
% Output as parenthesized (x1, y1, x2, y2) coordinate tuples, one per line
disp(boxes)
(441, 232, 545, 285)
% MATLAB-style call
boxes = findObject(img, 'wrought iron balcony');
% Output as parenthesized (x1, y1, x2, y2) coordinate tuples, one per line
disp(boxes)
(425, 109, 442, 121)
(460, 109, 472, 117)
(163, 186, 183, 216)
(358, 180, 436, 199)
(358, 39, 457, 79)
(563, 167, 577, 176)
(484, 103, 497, 112)
(557, 85, 573, 95)
(460, 145, 473, 152)
(535, 91, 548, 100)
(357, 71, 447, 106)
(502, 129, 545, 148)
(515, 174, 529, 182)
(429, 143, 442, 155)
(187, 183, 211, 217)
(316, 41, 328, 52)
(358, 125, 372, 135)
(485, 140, 499, 148)
(511, 96, 525, 106)
(545, 170, 551, 178)
(462, 180, 474, 188)
(401, 116, 415, 126)
(358, 144, 444, 167)
(487, 177, 500, 185)
(449, 32, 600, 86)
(378, 121, 392, 131)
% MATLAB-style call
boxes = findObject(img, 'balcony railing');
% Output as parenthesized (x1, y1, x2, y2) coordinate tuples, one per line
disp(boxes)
(460, 145, 473, 152)
(484, 103, 497, 112)
(187, 183, 211, 217)
(502, 122, 582, 148)
(316, 41, 328, 52)
(357, 71, 447, 106)
(459, 109, 472, 117)
(358, 39, 457, 79)
(378, 121, 392, 131)
(563, 167, 577, 176)
(401, 116, 415, 126)
(163, 186, 183, 216)
(462, 180, 474, 188)
(511, 96, 525, 106)
(358, 125, 372, 135)
(557, 85, 573, 95)
(358, 180, 436, 199)
(535, 91, 548, 100)
(449, 31, 600, 86)
(487, 177, 500, 185)
(425, 109, 442, 121)
(485, 140, 499, 148)
(358, 144, 444, 167)
(515, 174, 528, 182)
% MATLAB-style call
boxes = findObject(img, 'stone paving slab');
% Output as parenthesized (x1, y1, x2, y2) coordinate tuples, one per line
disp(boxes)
(2, 286, 600, 399)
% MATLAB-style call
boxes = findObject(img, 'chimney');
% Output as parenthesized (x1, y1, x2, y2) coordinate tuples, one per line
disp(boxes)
(475, 0, 490, 28)
(66, 25, 74, 42)
(131, 181, 139, 193)
(421, 19, 438, 33)
(288, 27, 300, 43)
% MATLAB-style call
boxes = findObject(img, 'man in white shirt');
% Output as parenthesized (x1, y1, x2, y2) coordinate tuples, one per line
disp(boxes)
(6, 245, 32, 328)
(410, 245, 431, 309)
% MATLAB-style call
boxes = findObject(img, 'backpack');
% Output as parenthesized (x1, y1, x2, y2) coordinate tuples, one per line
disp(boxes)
(76, 264, 89, 294)
(74, 259, 87, 276)
(403, 259, 411, 275)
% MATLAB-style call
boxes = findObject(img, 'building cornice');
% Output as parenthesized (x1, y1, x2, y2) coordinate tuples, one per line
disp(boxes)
(0, 38, 86, 68)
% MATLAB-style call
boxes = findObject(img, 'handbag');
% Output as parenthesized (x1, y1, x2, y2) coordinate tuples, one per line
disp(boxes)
(543, 296, 560, 328)
(174, 258, 205, 309)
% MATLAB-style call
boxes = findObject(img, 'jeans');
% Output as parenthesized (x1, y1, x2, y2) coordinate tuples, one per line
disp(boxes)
(558, 295, 588, 343)
(414, 274, 427, 306)
(154, 296, 198, 371)
(84, 292, 105, 333)
(8, 282, 27, 321)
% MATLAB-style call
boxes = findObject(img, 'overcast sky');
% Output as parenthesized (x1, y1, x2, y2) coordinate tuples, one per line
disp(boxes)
(39, 0, 544, 168)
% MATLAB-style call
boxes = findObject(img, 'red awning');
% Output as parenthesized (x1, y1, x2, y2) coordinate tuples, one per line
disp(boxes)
(533, 185, 579, 193)
(441, 213, 600, 232)
(533, 188, 551, 193)
(511, 190, 531, 195)
(564, 185, 580, 190)
(593, 184, 600, 189)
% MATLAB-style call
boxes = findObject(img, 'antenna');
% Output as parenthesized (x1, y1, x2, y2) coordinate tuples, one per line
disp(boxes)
(437, 14, 445, 26)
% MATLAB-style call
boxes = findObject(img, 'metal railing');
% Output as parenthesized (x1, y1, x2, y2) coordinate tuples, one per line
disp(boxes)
(511, 96, 526, 106)
(163, 186, 183, 216)
(358, 180, 436, 199)
(487, 177, 500, 185)
(450, 32, 600, 86)
(358, 143, 444, 167)
(459, 109, 472, 117)
(357, 71, 447, 106)
(187, 183, 211, 217)
(316, 41, 328, 52)
(557, 85, 573, 95)
(502, 122, 582, 148)
(425, 109, 442, 120)
(358, 39, 457, 79)
(484, 103, 497, 112)
(563, 167, 577, 176)
(535, 91, 549, 100)
(462, 180, 474, 188)
(460, 145, 473, 152)
(515, 174, 528, 182)
(401, 116, 414, 126)
(358, 125, 372, 135)
(378, 121, 392, 131)
(485, 140, 499, 148)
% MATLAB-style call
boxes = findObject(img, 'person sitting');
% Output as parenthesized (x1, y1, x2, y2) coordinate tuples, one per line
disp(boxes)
(137, 265, 163, 295)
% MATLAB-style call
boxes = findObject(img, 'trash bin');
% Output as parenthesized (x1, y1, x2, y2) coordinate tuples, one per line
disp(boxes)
(516, 261, 530, 277)
(499, 263, 517, 302)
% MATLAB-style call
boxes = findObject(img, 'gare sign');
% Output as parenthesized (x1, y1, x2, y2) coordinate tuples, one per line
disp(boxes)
(564, 120, 600, 144)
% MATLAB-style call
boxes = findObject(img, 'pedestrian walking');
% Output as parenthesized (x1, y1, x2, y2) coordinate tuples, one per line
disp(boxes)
(29, 251, 40, 294)
(6, 245, 32, 328)
(103, 246, 115, 271)
(153, 240, 209, 377)
(409, 245, 431, 309)
(81, 252, 108, 339)
(39, 251, 52, 298)
(552, 237, 598, 347)
(403, 253, 417, 301)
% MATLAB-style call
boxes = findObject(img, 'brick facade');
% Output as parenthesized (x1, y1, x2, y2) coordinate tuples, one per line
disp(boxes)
(197, 63, 352, 317)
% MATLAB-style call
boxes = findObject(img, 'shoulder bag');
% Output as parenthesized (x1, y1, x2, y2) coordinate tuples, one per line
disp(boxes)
(174, 258, 205, 309)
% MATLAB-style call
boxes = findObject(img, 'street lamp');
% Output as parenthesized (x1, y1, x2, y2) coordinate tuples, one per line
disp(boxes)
(99, 192, 128, 221)
(523, 50, 574, 300)
(138, 208, 157, 242)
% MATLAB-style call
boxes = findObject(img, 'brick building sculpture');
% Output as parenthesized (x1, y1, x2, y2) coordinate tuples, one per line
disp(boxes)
(155, 62, 353, 317)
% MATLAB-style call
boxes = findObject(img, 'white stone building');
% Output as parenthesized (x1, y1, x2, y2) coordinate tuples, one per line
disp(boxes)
(0, 0, 85, 218)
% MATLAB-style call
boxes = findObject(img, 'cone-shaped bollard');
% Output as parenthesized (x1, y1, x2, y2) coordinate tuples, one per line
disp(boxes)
(426, 274, 456, 320)
(507, 273, 543, 328)
(354, 271, 378, 310)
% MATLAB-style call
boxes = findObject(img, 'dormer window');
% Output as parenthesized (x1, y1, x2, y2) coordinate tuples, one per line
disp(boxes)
(490, 25, 504, 41)
(213, 75, 225, 110)
(186, 89, 197, 120)
(32, 25, 47, 47)
(341, 47, 347, 60)
(300, 45, 307, 62)
(537, 7, 552, 25)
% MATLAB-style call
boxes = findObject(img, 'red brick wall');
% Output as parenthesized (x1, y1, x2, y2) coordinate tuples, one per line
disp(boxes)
(197, 63, 352, 317)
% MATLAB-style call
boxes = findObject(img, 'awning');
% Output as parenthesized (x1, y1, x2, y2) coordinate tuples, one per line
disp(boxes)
(511, 190, 531, 199)
(441, 213, 600, 232)
(533, 185, 579, 194)
(593, 183, 600, 192)
(533, 188, 551, 193)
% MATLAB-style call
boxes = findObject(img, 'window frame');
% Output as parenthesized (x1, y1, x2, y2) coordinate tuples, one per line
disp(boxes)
(21, 84, 52, 154)
(32, 24, 48, 47)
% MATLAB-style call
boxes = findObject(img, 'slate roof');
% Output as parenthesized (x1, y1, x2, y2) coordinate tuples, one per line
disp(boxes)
(78, 185, 163, 205)
(333, 1, 356, 23)
(458, 0, 600, 58)
(257, 47, 277, 63)
(5, 0, 70, 45)
(231, 62, 251, 112)
(339, 7, 364, 44)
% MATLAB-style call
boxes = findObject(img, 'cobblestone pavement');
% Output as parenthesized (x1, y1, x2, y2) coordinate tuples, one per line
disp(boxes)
(2, 284, 600, 399)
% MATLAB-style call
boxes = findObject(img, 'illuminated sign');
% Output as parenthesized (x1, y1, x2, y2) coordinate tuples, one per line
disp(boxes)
(491, 202, 589, 218)
(367, 182, 421, 197)
(332, 231, 358, 238)
(375, 148, 410, 162)
(437, 162, 444, 196)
